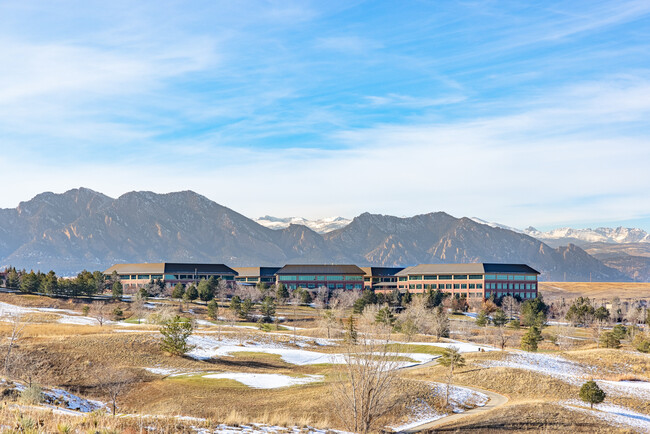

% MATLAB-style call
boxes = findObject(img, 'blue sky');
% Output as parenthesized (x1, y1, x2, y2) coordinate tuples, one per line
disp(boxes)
(0, 0, 649, 231)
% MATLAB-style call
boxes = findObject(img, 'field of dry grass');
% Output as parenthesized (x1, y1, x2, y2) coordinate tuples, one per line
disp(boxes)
(1, 292, 649, 433)
(540, 281, 650, 300)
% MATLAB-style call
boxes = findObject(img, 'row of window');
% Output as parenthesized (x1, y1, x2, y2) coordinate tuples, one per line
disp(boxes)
(278, 275, 363, 282)
(284, 283, 363, 290)
(484, 274, 537, 281)
(406, 283, 485, 290)
(485, 283, 536, 290)
(364, 277, 398, 282)
(119, 274, 235, 281)
(486, 291, 537, 299)
(407, 274, 483, 281)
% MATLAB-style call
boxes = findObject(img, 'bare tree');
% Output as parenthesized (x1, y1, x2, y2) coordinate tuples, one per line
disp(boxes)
(501, 296, 520, 318)
(131, 291, 146, 324)
(290, 289, 303, 344)
(3, 314, 26, 376)
(314, 286, 329, 309)
(97, 368, 135, 416)
(331, 325, 402, 434)
(330, 288, 361, 310)
(235, 284, 262, 303)
(319, 309, 340, 339)
(430, 306, 450, 340)
(90, 301, 109, 326)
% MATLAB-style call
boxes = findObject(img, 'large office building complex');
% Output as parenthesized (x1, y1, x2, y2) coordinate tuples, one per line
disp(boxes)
(274, 264, 365, 291)
(395, 263, 539, 300)
(103, 261, 539, 300)
(103, 262, 237, 291)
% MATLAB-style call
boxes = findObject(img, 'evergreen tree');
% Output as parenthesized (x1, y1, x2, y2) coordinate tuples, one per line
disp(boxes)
(239, 298, 253, 320)
(230, 295, 242, 313)
(260, 296, 276, 322)
(375, 306, 396, 327)
(579, 380, 606, 409)
(565, 297, 595, 326)
(6, 268, 20, 289)
(401, 290, 412, 306)
(425, 289, 444, 309)
(111, 281, 123, 300)
(476, 310, 489, 327)
(599, 331, 621, 349)
(207, 299, 219, 320)
(438, 346, 466, 404)
(300, 289, 313, 305)
(171, 283, 185, 300)
(492, 309, 508, 327)
(276, 283, 289, 304)
(40, 271, 58, 295)
(197, 279, 214, 302)
(521, 297, 548, 328)
(20, 271, 40, 293)
(160, 316, 195, 356)
(185, 284, 198, 301)
(521, 326, 543, 352)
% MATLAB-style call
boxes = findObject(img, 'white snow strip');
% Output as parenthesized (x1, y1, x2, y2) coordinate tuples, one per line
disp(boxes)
(407, 339, 497, 353)
(201, 373, 323, 389)
(561, 399, 650, 433)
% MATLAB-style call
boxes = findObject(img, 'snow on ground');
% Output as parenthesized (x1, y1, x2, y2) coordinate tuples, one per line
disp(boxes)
(145, 367, 184, 376)
(0, 300, 111, 326)
(391, 383, 489, 431)
(201, 373, 323, 389)
(194, 423, 348, 433)
(561, 399, 650, 433)
(45, 388, 106, 412)
(408, 339, 497, 353)
(480, 352, 650, 401)
(186, 335, 438, 368)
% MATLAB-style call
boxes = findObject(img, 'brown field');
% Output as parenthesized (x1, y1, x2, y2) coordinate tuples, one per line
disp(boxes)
(540, 281, 650, 301)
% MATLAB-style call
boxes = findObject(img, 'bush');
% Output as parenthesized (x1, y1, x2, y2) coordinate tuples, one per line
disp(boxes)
(160, 315, 195, 356)
(599, 331, 621, 349)
(112, 307, 124, 321)
(20, 383, 44, 405)
(521, 326, 543, 352)
(579, 380, 605, 409)
(633, 333, 650, 353)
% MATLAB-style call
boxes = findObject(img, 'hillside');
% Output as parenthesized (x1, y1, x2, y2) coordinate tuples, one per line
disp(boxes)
(0, 188, 631, 281)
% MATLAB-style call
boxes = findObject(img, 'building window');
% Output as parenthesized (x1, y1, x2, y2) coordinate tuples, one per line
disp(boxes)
(410, 275, 423, 280)
(423, 275, 437, 280)
(484, 274, 496, 280)
(416, 284, 422, 289)
(461, 284, 467, 289)
(468, 275, 482, 280)
(446, 284, 452, 290)
(526, 275, 537, 281)
(469, 284, 475, 289)
(438, 275, 452, 280)
(477, 283, 483, 289)
(453, 284, 460, 289)
(453, 275, 468, 280)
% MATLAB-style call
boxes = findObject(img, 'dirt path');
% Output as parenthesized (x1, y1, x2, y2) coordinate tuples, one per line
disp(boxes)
(397, 384, 508, 433)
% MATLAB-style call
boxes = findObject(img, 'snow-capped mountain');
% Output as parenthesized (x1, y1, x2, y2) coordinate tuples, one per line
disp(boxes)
(254, 216, 351, 234)
(470, 217, 523, 233)
(524, 227, 650, 244)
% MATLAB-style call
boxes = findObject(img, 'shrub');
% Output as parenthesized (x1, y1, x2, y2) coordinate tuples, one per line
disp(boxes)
(579, 380, 605, 409)
(599, 331, 621, 349)
(20, 383, 44, 405)
(160, 315, 195, 356)
(521, 326, 543, 352)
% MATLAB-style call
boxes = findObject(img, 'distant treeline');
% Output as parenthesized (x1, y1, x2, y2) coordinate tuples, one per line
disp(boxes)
(0, 267, 112, 297)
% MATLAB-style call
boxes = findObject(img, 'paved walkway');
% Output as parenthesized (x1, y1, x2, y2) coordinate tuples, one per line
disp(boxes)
(396, 356, 509, 433)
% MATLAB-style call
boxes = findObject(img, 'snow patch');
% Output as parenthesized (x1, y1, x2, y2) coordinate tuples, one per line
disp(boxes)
(201, 373, 323, 389)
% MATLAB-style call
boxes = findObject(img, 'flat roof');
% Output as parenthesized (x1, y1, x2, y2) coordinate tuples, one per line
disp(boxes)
(104, 262, 237, 275)
(276, 264, 365, 275)
(361, 267, 405, 277)
(233, 267, 281, 278)
(396, 263, 539, 276)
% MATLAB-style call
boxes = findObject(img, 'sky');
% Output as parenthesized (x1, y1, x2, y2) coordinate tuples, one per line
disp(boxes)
(0, 0, 649, 231)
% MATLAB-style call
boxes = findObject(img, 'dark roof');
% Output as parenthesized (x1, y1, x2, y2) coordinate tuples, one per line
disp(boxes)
(276, 264, 365, 275)
(396, 263, 540, 276)
(163, 263, 237, 274)
(234, 267, 281, 278)
(483, 263, 540, 274)
(361, 267, 405, 277)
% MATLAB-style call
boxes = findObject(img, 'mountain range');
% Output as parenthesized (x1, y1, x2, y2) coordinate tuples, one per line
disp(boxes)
(0, 188, 638, 281)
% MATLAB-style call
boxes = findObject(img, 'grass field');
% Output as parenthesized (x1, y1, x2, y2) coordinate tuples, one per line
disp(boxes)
(1, 292, 649, 433)
(540, 281, 650, 300)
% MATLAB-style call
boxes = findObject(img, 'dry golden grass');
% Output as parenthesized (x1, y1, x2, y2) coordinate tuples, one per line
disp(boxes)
(561, 348, 650, 381)
(428, 401, 631, 433)
(540, 281, 650, 300)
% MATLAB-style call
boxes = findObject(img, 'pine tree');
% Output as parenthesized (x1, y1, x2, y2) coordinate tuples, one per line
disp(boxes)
(260, 296, 276, 322)
(521, 326, 543, 352)
(476, 310, 489, 327)
(111, 281, 123, 300)
(276, 283, 289, 304)
(197, 279, 214, 302)
(185, 284, 198, 301)
(579, 380, 605, 409)
(492, 309, 508, 327)
(160, 316, 195, 356)
(345, 315, 358, 344)
(171, 283, 185, 300)
(207, 299, 219, 320)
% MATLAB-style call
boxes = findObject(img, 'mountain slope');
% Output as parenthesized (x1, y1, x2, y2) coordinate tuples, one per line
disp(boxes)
(0, 189, 632, 281)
